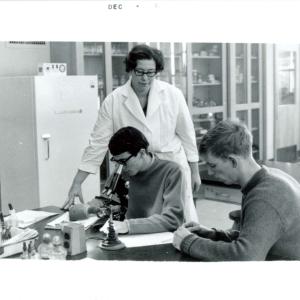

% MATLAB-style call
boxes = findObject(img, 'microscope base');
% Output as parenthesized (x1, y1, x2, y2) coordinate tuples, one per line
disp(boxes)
(99, 239, 125, 251)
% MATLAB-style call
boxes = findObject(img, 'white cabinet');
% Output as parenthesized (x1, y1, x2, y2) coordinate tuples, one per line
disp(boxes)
(0, 76, 100, 213)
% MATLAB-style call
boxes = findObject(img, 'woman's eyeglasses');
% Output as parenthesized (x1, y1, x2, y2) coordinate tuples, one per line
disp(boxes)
(134, 69, 157, 78)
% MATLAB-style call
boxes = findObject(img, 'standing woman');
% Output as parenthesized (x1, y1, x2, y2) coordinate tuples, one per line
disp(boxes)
(63, 44, 201, 222)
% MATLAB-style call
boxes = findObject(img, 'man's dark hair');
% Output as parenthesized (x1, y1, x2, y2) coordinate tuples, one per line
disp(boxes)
(108, 126, 149, 156)
(199, 120, 253, 159)
(124, 44, 164, 73)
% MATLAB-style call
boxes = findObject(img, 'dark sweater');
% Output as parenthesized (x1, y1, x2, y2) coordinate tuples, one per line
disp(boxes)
(126, 157, 184, 234)
(181, 166, 300, 261)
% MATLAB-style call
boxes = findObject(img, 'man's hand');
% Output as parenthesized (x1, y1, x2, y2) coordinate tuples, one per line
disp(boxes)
(113, 220, 129, 234)
(184, 222, 216, 239)
(173, 226, 193, 250)
(62, 182, 84, 210)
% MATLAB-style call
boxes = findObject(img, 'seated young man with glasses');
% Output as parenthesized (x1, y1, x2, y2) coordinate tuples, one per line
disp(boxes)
(107, 126, 184, 235)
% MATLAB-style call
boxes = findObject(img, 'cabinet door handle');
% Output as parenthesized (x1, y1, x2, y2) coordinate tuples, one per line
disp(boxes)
(42, 134, 51, 160)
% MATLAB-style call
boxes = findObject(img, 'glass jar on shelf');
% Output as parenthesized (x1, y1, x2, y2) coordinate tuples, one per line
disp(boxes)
(190, 43, 224, 110)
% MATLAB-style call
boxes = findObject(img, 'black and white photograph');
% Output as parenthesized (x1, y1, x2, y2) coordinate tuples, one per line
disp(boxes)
(1, 1, 300, 300)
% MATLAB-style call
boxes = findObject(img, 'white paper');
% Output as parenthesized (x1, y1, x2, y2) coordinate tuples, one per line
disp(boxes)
(4, 210, 59, 229)
(2, 228, 38, 246)
(118, 232, 174, 248)
(99, 221, 174, 247)
(45, 212, 98, 230)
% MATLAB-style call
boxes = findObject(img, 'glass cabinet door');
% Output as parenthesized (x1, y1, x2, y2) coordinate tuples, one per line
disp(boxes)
(174, 43, 187, 97)
(83, 42, 106, 102)
(251, 108, 260, 160)
(274, 45, 299, 162)
(149, 42, 187, 97)
(228, 43, 263, 160)
(111, 42, 130, 90)
(278, 49, 296, 105)
(193, 112, 224, 150)
(187, 43, 227, 158)
(236, 110, 249, 126)
(190, 43, 225, 110)
(235, 44, 247, 104)
(251, 44, 260, 103)
(154, 42, 172, 83)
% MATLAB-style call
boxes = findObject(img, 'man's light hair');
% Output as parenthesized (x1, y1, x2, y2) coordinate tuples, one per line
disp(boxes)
(199, 120, 253, 159)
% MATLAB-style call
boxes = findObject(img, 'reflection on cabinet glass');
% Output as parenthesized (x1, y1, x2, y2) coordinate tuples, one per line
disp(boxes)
(111, 42, 130, 90)
(251, 109, 260, 160)
(235, 109, 260, 160)
(278, 50, 296, 105)
(229, 43, 263, 160)
(83, 42, 106, 102)
(251, 44, 260, 103)
(235, 44, 247, 104)
(149, 42, 187, 97)
(82, 42, 107, 190)
(193, 112, 224, 149)
(236, 110, 248, 126)
(187, 43, 227, 166)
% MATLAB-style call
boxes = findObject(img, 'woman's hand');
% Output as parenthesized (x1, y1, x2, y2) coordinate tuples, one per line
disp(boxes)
(189, 162, 201, 193)
(62, 170, 89, 210)
(62, 182, 84, 210)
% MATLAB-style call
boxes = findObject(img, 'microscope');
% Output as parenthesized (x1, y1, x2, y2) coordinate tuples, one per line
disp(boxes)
(68, 164, 128, 250)
(69, 164, 128, 222)
(97, 164, 126, 250)
(97, 164, 128, 221)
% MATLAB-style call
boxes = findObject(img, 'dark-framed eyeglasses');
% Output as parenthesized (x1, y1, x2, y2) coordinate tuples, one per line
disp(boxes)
(110, 154, 134, 166)
(134, 69, 157, 77)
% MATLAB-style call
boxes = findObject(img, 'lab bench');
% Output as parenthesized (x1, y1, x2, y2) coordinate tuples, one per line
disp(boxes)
(4, 206, 197, 262)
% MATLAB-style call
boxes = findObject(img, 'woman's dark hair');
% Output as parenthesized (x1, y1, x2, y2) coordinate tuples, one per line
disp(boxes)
(109, 126, 149, 156)
(124, 44, 164, 73)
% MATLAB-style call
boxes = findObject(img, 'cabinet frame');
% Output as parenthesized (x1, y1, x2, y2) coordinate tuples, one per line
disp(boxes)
(227, 43, 264, 160)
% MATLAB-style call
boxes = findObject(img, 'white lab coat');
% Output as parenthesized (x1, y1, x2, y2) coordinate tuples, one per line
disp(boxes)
(79, 78, 199, 222)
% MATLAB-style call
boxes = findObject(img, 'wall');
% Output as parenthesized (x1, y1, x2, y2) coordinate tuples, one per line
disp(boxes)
(50, 42, 83, 75)
(0, 42, 50, 76)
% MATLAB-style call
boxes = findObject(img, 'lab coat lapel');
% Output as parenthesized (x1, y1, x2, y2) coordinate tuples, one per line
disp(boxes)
(146, 79, 164, 118)
(121, 80, 151, 131)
